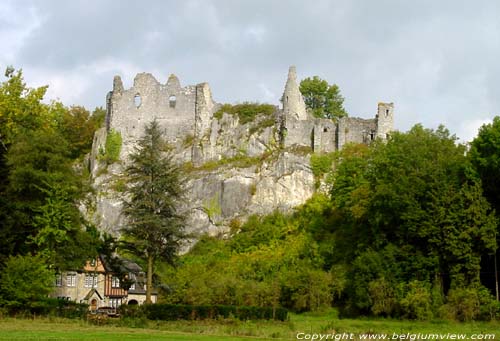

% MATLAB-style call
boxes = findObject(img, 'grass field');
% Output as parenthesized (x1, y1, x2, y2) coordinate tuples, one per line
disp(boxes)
(0, 310, 499, 340)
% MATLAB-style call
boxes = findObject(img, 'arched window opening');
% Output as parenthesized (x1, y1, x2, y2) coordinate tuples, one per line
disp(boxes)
(169, 95, 176, 108)
(134, 94, 142, 108)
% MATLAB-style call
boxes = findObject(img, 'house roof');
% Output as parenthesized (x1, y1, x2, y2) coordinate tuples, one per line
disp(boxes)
(99, 254, 144, 274)
(83, 288, 103, 301)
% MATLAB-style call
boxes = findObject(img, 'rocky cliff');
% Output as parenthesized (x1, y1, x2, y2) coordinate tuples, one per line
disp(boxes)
(85, 66, 393, 237)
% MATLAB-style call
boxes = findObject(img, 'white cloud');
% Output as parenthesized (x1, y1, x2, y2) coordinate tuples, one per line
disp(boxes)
(456, 118, 492, 143)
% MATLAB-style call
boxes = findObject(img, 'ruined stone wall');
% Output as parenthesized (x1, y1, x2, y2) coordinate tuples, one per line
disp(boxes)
(376, 102, 394, 139)
(337, 117, 377, 150)
(106, 73, 215, 162)
(87, 67, 395, 238)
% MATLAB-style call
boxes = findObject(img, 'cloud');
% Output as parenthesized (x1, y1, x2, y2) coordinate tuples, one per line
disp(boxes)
(1, 0, 500, 141)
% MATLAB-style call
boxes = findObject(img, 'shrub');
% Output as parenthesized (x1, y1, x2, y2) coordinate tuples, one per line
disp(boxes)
(5, 299, 88, 318)
(141, 304, 287, 321)
(99, 129, 122, 164)
(440, 287, 483, 321)
(213, 103, 276, 125)
(310, 152, 335, 178)
(399, 280, 433, 320)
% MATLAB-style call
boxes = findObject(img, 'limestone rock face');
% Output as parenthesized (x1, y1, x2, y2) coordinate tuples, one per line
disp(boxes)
(85, 68, 393, 237)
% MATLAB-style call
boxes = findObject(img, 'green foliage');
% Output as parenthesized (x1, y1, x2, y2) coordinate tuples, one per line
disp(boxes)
(439, 286, 499, 322)
(399, 281, 433, 320)
(213, 102, 276, 125)
(189, 152, 273, 173)
(101, 129, 122, 164)
(140, 303, 288, 321)
(310, 152, 335, 178)
(0, 255, 54, 306)
(161, 209, 332, 313)
(31, 184, 80, 268)
(0, 68, 51, 147)
(57, 106, 104, 159)
(6, 299, 89, 318)
(470, 116, 500, 212)
(121, 120, 187, 303)
(299, 76, 348, 120)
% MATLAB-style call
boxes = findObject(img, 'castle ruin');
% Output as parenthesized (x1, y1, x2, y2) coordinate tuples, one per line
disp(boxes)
(89, 66, 394, 236)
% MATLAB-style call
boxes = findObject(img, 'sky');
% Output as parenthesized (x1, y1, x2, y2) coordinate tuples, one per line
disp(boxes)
(1, 0, 499, 142)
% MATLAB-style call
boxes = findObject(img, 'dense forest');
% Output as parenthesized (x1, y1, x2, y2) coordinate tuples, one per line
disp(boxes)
(1, 69, 500, 321)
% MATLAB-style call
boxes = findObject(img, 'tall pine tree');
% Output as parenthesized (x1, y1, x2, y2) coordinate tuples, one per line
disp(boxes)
(121, 120, 186, 303)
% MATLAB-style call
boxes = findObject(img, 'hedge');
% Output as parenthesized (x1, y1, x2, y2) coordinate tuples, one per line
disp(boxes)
(4, 299, 88, 318)
(132, 304, 288, 321)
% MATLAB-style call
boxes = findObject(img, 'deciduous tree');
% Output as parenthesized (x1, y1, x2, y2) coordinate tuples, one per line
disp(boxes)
(299, 76, 348, 120)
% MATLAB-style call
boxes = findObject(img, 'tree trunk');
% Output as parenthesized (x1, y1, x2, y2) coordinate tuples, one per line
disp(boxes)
(495, 251, 499, 301)
(146, 254, 153, 304)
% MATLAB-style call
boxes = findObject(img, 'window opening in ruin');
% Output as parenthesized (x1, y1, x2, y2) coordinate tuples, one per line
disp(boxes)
(385, 109, 389, 116)
(370, 131, 375, 140)
(169, 95, 176, 108)
(134, 94, 142, 108)
(323, 127, 328, 133)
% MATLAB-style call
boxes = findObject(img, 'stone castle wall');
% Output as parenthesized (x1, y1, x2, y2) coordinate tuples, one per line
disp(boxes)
(89, 66, 394, 236)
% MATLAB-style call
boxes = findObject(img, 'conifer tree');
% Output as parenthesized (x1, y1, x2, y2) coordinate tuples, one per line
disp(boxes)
(121, 120, 186, 303)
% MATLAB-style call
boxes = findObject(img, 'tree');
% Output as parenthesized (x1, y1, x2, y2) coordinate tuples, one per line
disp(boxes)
(330, 125, 497, 313)
(57, 106, 105, 159)
(121, 120, 187, 303)
(0, 254, 54, 307)
(469, 116, 500, 301)
(299, 76, 348, 120)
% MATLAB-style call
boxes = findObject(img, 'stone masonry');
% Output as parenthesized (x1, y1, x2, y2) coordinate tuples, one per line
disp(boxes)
(88, 66, 394, 236)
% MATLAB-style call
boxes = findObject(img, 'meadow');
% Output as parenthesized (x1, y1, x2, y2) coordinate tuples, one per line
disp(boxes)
(0, 310, 498, 340)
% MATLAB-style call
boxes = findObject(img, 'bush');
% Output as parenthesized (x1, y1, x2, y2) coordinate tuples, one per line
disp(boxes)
(439, 287, 486, 321)
(141, 304, 288, 321)
(100, 129, 122, 164)
(310, 152, 335, 178)
(399, 281, 433, 320)
(213, 103, 276, 125)
(5, 299, 88, 318)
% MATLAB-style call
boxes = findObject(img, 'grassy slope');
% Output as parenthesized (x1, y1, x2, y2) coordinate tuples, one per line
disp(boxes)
(0, 311, 499, 340)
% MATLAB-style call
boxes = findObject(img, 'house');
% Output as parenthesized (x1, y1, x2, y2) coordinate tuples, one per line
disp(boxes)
(50, 255, 157, 310)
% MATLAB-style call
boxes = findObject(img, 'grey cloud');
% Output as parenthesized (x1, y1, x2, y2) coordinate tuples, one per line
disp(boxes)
(3, 0, 500, 140)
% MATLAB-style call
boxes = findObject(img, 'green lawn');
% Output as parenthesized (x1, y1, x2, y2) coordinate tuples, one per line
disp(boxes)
(0, 310, 499, 340)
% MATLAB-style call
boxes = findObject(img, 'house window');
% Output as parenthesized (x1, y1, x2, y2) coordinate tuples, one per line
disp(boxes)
(55, 274, 62, 287)
(85, 274, 98, 288)
(109, 298, 121, 308)
(90, 258, 96, 267)
(66, 274, 76, 287)
(169, 95, 176, 108)
(130, 282, 136, 290)
(111, 276, 120, 288)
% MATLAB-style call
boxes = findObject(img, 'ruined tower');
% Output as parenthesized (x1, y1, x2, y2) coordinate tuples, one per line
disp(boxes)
(376, 102, 394, 139)
(282, 66, 308, 120)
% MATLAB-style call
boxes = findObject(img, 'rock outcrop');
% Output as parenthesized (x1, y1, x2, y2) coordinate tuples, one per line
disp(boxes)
(86, 66, 393, 236)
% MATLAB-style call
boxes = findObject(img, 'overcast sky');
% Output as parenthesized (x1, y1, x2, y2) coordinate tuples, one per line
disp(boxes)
(1, 0, 499, 142)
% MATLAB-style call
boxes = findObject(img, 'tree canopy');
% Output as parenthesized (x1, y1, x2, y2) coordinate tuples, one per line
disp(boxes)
(299, 76, 348, 120)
